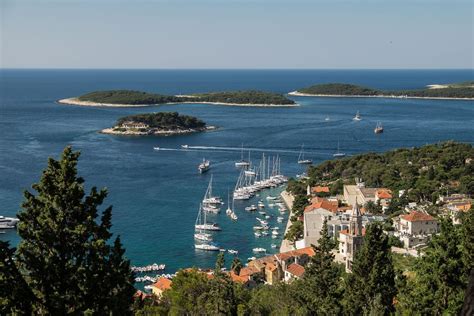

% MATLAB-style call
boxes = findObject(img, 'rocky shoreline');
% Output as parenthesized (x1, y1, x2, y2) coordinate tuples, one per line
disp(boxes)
(100, 125, 217, 136)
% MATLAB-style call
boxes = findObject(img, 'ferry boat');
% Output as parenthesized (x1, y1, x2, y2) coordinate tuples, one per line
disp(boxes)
(0, 216, 19, 229)
(353, 111, 361, 121)
(297, 144, 312, 164)
(374, 122, 384, 134)
(198, 159, 210, 174)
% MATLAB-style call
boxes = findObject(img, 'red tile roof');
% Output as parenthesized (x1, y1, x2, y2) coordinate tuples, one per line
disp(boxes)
(312, 186, 330, 193)
(304, 198, 338, 213)
(275, 247, 315, 261)
(286, 263, 305, 278)
(229, 271, 249, 283)
(376, 189, 392, 199)
(153, 277, 172, 291)
(239, 266, 260, 277)
(401, 211, 435, 222)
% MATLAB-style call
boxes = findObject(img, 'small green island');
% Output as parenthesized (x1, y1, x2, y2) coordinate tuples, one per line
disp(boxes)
(59, 89, 296, 107)
(290, 81, 474, 99)
(101, 112, 215, 136)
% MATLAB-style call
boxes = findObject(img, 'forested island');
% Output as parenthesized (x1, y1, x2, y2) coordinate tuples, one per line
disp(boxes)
(290, 81, 474, 99)
(59, 89, 297, 107)
(101, 112, 214, 136)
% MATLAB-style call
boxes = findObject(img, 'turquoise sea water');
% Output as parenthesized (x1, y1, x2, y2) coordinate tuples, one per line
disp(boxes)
(1, 69, 473, 274)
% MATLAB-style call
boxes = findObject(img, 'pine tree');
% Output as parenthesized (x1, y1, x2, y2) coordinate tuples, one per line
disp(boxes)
(299, 220, 343, 315)
(15, 146, 135, 314)
(231, 257, 243, 275)
(344, 223, 396, 315)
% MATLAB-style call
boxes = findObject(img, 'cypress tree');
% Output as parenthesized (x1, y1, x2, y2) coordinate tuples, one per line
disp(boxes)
(0, 241, 34, 314)
(299, 219, 343, 315)
(230, 257, 243, 275)
(15, 146, 135, 314)
(398, 218, 466, 315)
(344, 223, 396, 315)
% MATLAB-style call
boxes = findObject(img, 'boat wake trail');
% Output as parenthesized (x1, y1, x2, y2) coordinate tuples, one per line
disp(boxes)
(154, 146, 330, 156)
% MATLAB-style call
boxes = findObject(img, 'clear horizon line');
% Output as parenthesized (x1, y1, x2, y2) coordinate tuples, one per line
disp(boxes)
(1, 67, 473, 71)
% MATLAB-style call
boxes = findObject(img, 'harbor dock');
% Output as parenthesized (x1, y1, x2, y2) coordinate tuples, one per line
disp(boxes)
(279, 190, 295, 253)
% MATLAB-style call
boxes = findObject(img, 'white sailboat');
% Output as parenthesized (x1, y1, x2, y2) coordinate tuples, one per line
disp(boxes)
(374, 122, 384, 134)
(235, 143, 250, 167)
(297, 144, 312, 164)
(202, 175, 223, 207)
(333, 141, 346, 158)
(195, 204, 221, 231)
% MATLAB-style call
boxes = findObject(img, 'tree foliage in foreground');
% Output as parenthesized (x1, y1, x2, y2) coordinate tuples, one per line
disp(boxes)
(5, 146, 136, 314)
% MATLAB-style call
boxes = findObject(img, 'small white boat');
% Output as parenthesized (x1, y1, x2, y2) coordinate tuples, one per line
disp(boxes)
(181, 144, 189, 149)
(271, 244, 277, 249)
(253, 226, 263, 230)
(271, 227, 279, 230)
(253, 247, 266, 253)
(266, 196, 277, 201)
(272, 230, 280, 236)
(374, 122, 384, 134)
(325, 117, 330, 121)
(265, 215, 271, 219)
(228, 249, 239, 254)
(219, 248, 226, 252)
(353, 111, 361, 121)
(247, 257, 256, 261)
(271, 235, 278, 239)
(153, 147, 160, 151)
(258, 211, 266, 215)
(277, 216, 284, 222)
(254, 232, 262, 237)
(195, 243, 220, 251)
(245, 205, 257, 212)
(261, 231, 269, 236)
(230, 212, 238, 221)
(194, 232, 213, 242)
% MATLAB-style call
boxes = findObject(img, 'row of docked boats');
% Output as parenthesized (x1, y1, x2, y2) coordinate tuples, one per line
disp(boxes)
(131, 263, 166, 273)
(233, 154, 288, 200)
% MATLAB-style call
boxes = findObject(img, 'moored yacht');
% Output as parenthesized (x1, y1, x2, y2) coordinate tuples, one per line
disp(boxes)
(0, 216, 19, 229)
(195, 243, 220, 251)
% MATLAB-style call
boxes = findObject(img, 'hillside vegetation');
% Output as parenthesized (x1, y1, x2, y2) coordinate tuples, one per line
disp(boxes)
(307, 141, 474, 203)
(297, 82, 474, 98)
(78, 89, 295, 105)
(116, 112, 206, 129)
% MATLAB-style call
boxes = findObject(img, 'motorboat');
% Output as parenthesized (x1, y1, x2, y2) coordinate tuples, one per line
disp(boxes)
(194, 232, 213, 242)
(252, 247, 266, 253)
(0, 216, 19, 229)
(254, 232, 262, 237)
(277, 216, 284, 223)
(153, 147, 160, 151)
(374, 122, 384, 134)
(353, 111, 361, 121)
(245, 205, 257, 212)
(271, 244, 277, 249)
(181, 144, 189, 149)
(195, 243, 220, 251)
(228, 249, 239, 254)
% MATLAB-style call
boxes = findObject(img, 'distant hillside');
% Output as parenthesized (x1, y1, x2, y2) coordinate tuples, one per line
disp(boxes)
(191, 90, 295, 105)
(295, 82, 474, 99)
(76, 89, 295, 105)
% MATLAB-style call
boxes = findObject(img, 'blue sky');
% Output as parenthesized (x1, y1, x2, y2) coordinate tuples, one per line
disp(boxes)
(1, 0, 472, 69)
